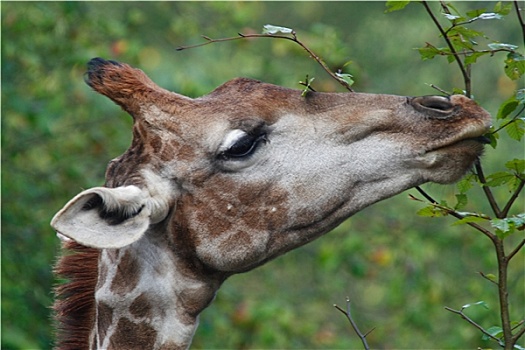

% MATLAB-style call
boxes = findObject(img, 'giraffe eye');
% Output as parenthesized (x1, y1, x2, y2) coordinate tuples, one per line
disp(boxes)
(218, 129, 267, 160)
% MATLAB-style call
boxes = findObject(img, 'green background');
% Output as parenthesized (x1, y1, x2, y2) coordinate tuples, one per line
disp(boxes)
(2, 1, 523, 349)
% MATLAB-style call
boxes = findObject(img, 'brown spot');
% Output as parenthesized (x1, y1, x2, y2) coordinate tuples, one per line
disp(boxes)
(129, 293, 153, 319)
(177, 144, 196, 161)
(160, 142, 175, 161)
(109, 318, 157, 350)
(158, 342, 186, 350)
(149, 134, 163, 153)
(195, 209, 233, 238)
(110, 250, 140, 296)
(176, 284, 218, 326)
(97, 301, 114, 342)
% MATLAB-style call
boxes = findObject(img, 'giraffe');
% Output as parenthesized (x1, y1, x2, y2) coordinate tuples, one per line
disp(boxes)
(51, 57, 492, 349)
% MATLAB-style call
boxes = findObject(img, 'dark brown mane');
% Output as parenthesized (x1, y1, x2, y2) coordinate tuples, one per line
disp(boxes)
(53, 241, 99, 350)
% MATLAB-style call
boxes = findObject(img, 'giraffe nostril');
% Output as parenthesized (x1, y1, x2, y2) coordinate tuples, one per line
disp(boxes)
(411, 96, 457, 119)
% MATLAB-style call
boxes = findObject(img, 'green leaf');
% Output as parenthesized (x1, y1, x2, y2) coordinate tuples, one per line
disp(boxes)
(486, 171, 514, 187)
(486, 132, 499, 149)
(456, 174, 476, 193)
(505, 159, 525, 174)
(454, 193, 468, 210)
(466, 8, 487, 18)
(505, 52, 525, 80)
(451, 215, 487, 226)
(385, 1, 410, 13)
(299, 76, 315, 97)
(493, 1, 513, 16)
(418, 44, 444, 60)
(449, 26, 485, 42)
(491, 218, 511, 238)
(481, 326, 503, 341)
(465, 51, 488, 65)
(483, 273, 497, 282)
(497, 95, 519, 119)
(452, 87, 466, 95)
(262, 24, 294, 35)
(417, 205, 448, 218)
(505, 118, 525, 141)
(494, 214, 525, 237)
(335, 72, 354, 87)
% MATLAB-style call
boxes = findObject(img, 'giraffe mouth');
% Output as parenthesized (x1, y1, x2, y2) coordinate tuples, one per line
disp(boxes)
(427, 119, 492, 153)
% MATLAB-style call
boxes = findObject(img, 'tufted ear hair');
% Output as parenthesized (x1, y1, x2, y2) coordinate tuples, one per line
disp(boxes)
(51, 186, 158, 249)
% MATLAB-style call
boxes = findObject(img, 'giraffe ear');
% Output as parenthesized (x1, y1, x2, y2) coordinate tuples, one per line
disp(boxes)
(51, 186, 152, 249)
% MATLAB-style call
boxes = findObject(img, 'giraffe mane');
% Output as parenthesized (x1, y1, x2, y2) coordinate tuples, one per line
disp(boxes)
(53, 241, 99, 350)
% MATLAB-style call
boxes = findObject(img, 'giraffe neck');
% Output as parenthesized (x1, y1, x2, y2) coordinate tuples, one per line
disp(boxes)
(91, 232, 223, 350)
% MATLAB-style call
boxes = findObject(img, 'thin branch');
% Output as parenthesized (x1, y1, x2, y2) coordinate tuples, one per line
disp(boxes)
(474, 160, 502, 218)
(490, 105, 525, 134)
(507, 238, 525, 262)
(512, 321, 525, 344)
(334, 298, 372, 350)
(422, 1, 471, 96)
(427, 84, 451, 95)
(445, 306, 505, 346)
(415, 186, 437, 204)
(493, 239, 513, 350)
(413, 186, 496, 241)
(515, 1, 525, 47)
(512, 320, 525, 332)
(478, 271, 499, 286)
(501, 178, 525, 218)
(177, 32, 354, 92)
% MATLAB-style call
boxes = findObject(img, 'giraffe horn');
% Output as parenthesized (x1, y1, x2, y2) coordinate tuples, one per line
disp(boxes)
(84, 58, 191, 119)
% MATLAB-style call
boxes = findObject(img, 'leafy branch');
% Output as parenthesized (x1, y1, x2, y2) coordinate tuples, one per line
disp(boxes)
(176, 25, 354, 92)
(444, 303, 505, 347)
(397, 2, 525, 349)
(421, 1, 472, 96)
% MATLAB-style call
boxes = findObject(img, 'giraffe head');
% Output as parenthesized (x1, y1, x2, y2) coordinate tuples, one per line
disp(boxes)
(51, 58, 491, 348)
(52, 58, 490, 272)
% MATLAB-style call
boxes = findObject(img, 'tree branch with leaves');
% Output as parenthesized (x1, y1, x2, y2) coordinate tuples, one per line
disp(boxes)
(387, 1, 525, 349)
(178, 2, 524, 348)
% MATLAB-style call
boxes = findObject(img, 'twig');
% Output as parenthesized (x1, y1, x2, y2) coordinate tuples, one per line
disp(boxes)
(512, 321, 525, 344)
(334, 298, 372, 350)
(501, 178, 525, 218)
(490, 106, 525, 134)
(444, 306, 505, 346)
(507, 238, 525, 262)
(177, 32, 354, 92)
(478, 271, 499, 286)
(474, 160, 502, 218)
(515, 1, 525, 47)
(427, 84, 451, 95)
(422, 1, 471, 96)
(413, 186, 496, 241)
(415, 186, 438, 204)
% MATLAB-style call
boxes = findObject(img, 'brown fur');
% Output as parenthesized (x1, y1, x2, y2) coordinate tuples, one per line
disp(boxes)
(53, 241, 99, 350)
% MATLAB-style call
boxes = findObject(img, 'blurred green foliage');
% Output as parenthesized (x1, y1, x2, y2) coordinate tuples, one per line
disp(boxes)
(2, 2, 523, 349)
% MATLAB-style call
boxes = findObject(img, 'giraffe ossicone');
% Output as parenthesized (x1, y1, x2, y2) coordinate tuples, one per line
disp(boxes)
(52, 58, 491, 349)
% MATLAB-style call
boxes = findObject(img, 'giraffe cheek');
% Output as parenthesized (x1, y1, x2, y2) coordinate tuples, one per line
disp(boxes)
(196, 229, 270, 272)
